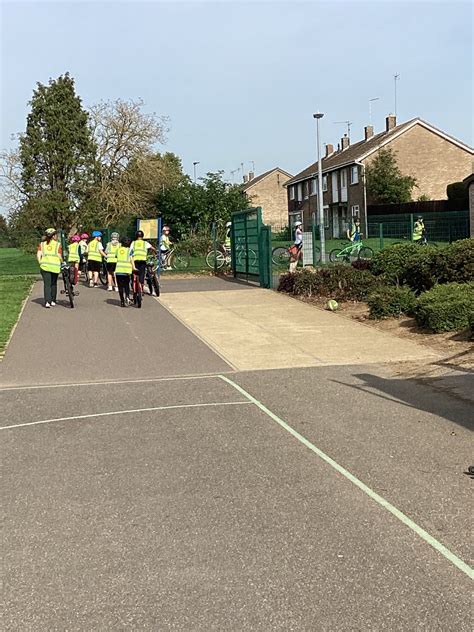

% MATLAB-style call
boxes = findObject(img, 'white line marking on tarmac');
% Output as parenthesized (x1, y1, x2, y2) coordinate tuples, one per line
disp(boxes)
(0, 400, 252, 430)
(0, 373, 229, 392)
(219, 374, 474, 581)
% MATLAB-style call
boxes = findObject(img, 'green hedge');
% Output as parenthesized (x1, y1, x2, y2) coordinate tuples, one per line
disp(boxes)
(367, 286, 417, 320)
(278, 266, 379, 301)
(414, 282, 474, 332)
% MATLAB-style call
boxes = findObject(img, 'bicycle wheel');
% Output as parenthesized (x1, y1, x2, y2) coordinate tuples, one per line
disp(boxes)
(152, 273, 160, 297)
(272, 247, 289, 266)
(206, 250, 225, 269)
(329, 248, 343, 263)
(99, 263, 108, 286)
(313, 246, 321, 263)
(63, 271, 74, 308)
(170, 252, 190, 270)
(358, 246, 374, 260)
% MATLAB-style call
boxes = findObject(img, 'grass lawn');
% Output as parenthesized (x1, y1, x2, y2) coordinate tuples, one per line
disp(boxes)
(0, 247, 39, 275)
(0, 276, 34, 354)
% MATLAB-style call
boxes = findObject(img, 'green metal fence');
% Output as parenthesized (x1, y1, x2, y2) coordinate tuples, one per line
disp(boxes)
(231, 207, 262, 279)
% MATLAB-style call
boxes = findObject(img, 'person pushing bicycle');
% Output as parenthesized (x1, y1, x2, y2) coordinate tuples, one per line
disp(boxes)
(289, 220, 303, 273)
(130, 230, 157, 287)
(160, 225, 172, 270)
(347, 217, 361, 243)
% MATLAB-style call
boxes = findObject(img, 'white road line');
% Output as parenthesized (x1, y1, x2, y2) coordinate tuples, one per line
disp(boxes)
(1, 400, 251, 430)
(0, 372, 230, 393)
(219, 374, 474, 581)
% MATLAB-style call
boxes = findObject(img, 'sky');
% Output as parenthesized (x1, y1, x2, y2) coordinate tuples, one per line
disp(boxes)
(1, 0, 473, 184)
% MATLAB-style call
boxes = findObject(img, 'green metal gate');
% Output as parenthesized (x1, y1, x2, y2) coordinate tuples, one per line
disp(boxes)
(231, 207, 272, 288)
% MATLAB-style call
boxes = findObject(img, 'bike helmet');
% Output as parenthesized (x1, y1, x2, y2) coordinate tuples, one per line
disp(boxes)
(80, 233, 89, 239)
(294, 221, 302, 227)
(111, 232, 120, 240)
(45, 227, 57, 237)
(226, 221, 232, 228)
(92, 230, 102, 238)
(70, 234, 81, 242)
(121, 236, 132, 247)
(162, 225, 170, 231)
(135, 230, 144, 239)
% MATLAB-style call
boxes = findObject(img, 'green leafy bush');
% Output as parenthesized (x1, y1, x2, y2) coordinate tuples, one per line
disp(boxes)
(367, 286, 417, 320)
(436, 239, 474, 284)
(414, 282, 474, 332)
(178, 233, 212, 256)
(278, 266, 379, 301)
(369, 243, 421, 281)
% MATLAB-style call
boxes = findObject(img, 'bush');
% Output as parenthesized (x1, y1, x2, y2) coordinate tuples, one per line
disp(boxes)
(414, 282, 474, 332)
(278, 266, 379, 301)
(436, 239, 474, 284)
(178, 233, 212, 256)
(369, 243, 421, 281)
(367, 286, 417, 320)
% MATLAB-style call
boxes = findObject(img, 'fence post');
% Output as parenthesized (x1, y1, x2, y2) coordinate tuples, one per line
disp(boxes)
(258, 225, 272, 289)
(379, 223, 384, 251)
(212, 221, 217, 274)
(410, 213, 414, 242)
(311, 213, 318, 267)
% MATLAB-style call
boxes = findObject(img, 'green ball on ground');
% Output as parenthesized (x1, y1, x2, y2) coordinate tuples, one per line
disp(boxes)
(327, 299, 339, 311)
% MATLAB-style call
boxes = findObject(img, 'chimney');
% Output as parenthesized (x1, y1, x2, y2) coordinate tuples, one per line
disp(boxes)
(248, 171, 255, 181)
(341, 134, 350, 150)
(386, 114, 397, 131)
(325, 143, 334, 157)
(243, 174, 248, 184)
(364, 125, 374, 140)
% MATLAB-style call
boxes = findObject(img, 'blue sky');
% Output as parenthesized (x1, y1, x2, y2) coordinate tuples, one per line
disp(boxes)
(1, 0, 473, 182)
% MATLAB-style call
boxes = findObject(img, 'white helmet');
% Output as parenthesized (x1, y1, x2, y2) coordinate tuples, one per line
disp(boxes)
(226, 221, 232, 228)
(294, 221, 302, 227)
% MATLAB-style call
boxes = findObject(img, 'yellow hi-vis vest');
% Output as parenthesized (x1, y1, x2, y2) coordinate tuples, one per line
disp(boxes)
(106, 242, 119, 263)
(68, 242, 80, 263)
(88, 239, 102, 262)
(40, 240, 61, 274)
(413, 221, 424, 241)
(132, 239, 147, 261)
(115, 247, 132, 275)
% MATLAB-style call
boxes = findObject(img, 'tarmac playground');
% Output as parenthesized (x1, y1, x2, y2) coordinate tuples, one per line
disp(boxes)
(1, 277, 472, 630)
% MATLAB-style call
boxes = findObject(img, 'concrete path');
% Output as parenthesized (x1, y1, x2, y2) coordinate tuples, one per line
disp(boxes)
(159, 286, 439, 370)
(2, 276, 472, 631)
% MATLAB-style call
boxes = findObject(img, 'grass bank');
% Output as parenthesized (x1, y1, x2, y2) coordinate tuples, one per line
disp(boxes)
(0, 276, 34, 355)
(0, 247, 38, 275)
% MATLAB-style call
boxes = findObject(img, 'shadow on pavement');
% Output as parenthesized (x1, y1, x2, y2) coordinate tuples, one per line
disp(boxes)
(331, 372, 474, 432)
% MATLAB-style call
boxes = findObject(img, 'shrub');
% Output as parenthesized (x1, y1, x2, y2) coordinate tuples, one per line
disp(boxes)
(179, 233, 212, 256)
(414, 282, 474, 332)
(367, 286, 417, 320)
(278, 266, 379, 301)
(436, 239, 474, 284)
(369, 243, 421, 281)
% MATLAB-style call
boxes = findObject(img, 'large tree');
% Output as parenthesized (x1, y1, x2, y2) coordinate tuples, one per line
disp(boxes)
(17, 73, 97, 231)
(365, 148, 417, 204)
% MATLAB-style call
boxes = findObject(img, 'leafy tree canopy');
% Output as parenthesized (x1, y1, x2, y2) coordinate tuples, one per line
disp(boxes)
(366, 148, 417, 204)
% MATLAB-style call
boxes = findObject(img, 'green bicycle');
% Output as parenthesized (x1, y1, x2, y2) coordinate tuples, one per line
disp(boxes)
(329, 239, 374, 263)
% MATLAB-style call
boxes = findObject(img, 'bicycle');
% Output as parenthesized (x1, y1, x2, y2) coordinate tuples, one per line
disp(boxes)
(132, 269, 143, 308)
(161, 247, 190, 271)
(329, 239, 373, 263)
(272, 244, 321, 266)
(60, 263, 76, 308)
(414, 232, 438, 247)
(145, 256, 160, 296)
(98, 259, 108, 286)
(206, 245, 231, 269)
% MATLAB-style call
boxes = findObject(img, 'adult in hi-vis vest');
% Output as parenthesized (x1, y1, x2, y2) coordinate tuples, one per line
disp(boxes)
(88, 231, 107, 287)
(115, 236, 136, 307)
(36, 228, 64, 308)
(130, 230, 156, 288)
(105, 232, 120, 292)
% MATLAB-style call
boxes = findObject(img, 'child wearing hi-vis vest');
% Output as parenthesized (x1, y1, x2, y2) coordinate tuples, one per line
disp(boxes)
(67, 235, 81, 285)
(115, 236, 135, 307)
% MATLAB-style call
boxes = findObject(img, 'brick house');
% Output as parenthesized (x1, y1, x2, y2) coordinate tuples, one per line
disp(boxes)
(242, 167, 293, 230)
(463, 173, 474, 237)
(285, 115, 474, 238)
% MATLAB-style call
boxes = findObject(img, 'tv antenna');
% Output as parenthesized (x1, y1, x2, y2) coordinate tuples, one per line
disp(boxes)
(368, 97, 380, 126)
(334, 120, 352, 137)
(393, 73, 400, 117)
(230, 169, 238, 183)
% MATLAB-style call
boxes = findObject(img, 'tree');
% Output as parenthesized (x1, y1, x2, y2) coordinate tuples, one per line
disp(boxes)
(16, 73, 97, 231)
(365, 148, 417, 204)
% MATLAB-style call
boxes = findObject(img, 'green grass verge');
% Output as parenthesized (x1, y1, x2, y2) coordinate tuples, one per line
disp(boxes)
(0, 276, 34, 354)
(0, 247, 39, 275)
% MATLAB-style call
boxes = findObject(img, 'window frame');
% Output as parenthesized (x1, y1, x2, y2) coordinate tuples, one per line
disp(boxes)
(310, 178, 317, 196)
(289, 185, 295, 200)
(322, 175, 328, 192)
(297, 183, 303, 201)
(304, 180, 309, 199)
(350, 165, 359, 185)
(340, 169, 347, 188)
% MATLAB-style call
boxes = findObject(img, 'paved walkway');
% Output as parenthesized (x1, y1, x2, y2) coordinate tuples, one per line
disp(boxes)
(159, 285, 438, 370)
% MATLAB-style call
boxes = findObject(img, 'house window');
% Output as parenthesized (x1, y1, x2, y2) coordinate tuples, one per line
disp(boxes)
(297, 183, 303, 201)
(310, 178, 317, 195)
(323, 205, 329, 228)
(304, 181, 309, 199)
(351, 205, 360, 217)
(351, 165, 359, 184)
(322, 175, 328, 192)
(289, 186, 295, 200)
(341, 169, 347, 188)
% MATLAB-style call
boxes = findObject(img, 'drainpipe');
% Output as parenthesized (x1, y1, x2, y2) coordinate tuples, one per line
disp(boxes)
(355, 161, 368, 237)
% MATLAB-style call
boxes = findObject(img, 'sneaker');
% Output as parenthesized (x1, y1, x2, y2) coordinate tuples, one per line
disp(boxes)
(51, 302, 56, 307)
(120, 300, 125, 307)
(107, 286, 113, 291)
(114, 286, 119, 292)
(45, 302, 51, 308)
(89, 280, 94, 287)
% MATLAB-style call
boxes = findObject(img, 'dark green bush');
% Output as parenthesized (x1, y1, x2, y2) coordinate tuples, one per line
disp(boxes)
(179, 233, 212, 256)
(278, 266, 379, 301)
(367, 286, 417, 320)
(436, 239, 474, 284)
(414, 282, 474, 332)
(369, 243, 421, 281)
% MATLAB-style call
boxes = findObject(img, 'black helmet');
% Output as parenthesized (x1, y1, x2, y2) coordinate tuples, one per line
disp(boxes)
(121, 236, 132, 247)
(135, 230, 144, 239)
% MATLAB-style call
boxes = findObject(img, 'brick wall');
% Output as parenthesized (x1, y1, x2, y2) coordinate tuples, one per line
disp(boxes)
(469, 182, 474, 238)
(363, 124, 473, 200)
(245, 170, 292, 230)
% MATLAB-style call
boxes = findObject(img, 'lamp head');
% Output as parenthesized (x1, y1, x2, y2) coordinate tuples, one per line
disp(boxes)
(313, 112, 324, 119)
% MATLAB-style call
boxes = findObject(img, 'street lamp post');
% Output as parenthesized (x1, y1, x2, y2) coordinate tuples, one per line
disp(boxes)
(193, 161, 200, 183)
(313, 112, 325, 263)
